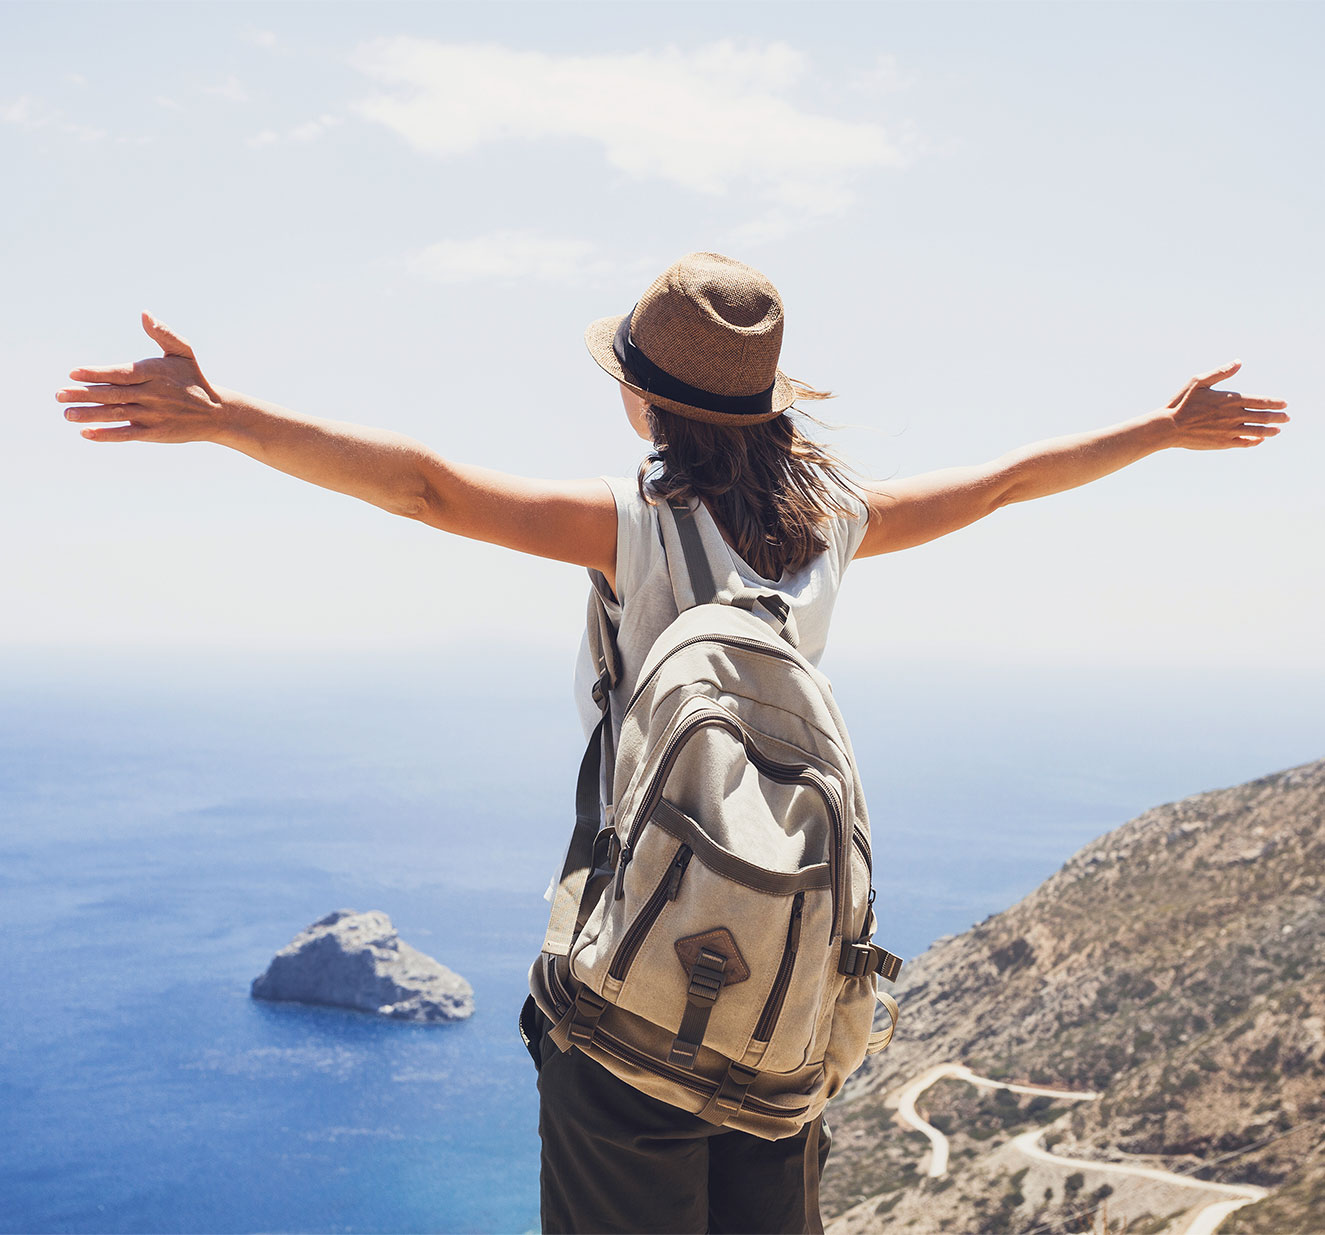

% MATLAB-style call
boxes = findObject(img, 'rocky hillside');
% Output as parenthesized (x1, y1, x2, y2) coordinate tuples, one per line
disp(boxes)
(822, 757, 1325, 1234)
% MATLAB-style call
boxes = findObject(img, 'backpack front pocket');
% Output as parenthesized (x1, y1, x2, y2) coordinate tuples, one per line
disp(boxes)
(569, 823, 691, 999)
(571, 701, 853, 1074)
(570, 803, 836, 1073)
(607, 841, 693, 983)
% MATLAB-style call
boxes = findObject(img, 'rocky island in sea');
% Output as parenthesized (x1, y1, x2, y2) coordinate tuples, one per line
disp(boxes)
(251, 909, 474, 1022)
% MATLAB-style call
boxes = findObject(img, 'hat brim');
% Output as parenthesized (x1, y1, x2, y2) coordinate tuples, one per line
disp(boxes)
(584, 314, 796, 427)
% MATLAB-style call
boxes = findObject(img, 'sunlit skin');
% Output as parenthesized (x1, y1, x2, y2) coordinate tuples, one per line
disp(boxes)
(56, 312, 1289, 598)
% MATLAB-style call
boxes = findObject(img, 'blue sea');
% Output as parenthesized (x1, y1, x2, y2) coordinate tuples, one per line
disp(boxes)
(2, 647, 1320, 1234)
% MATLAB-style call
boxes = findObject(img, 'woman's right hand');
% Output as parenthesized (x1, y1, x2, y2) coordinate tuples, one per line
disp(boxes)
(57, 312, 225, 444)
(1164, 361, 1289, 451)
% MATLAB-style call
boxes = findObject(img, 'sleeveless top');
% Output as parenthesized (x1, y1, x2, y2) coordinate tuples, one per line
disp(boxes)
(541, 475, 870, 901)
(572, 475, 871, 752)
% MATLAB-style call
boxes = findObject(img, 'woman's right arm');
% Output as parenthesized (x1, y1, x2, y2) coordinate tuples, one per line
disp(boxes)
(57, 312, 618, 578)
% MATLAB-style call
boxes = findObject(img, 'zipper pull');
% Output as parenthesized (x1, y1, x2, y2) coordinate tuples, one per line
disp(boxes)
(613, 844, 633, 900)
(788, 891, 804, 951)
(666, 846, 693, 900)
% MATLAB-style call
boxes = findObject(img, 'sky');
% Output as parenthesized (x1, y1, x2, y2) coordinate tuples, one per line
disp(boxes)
(4, 0, 1321, 675)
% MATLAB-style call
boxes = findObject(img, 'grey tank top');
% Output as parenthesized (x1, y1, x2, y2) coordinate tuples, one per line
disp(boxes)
(575, 475, 869, 769)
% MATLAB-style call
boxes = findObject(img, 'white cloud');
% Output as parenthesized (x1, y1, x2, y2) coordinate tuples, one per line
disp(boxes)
(154, 95, 183, 111)
(2, 95, 105, 141)
(63, 121, 106, 142)
(290, 114, 340, 141)
(411, 230, 613, 285)
(350, 38, 905, 215)
(1, 96, 38, 125)
(244, 115, 341, 147)
(204, 75, 250, 103)
(244, 28, 278, 50)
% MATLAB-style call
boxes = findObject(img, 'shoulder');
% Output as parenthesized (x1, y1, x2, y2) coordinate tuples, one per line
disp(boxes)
(602, 473, 650, 513)
(601, 474, 664, 602)
(601, 474, 660, 539)
(819, 480, 870, 573)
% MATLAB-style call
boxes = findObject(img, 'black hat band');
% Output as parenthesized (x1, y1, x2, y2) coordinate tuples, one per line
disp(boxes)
(613, 309, 776, 417)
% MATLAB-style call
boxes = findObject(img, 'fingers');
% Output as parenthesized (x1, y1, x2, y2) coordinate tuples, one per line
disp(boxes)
(71, 403, 155, 442)
(67, 361, 151, 385)
(57, 383, 146, 406)
(1208, 390, 1290, 421)
(1194, 360, 1241, 388)
(80, 422, 149, 443)
(1235, 422, 1282, 438)
(1169, 360, 1245, 407)
(1225, 395, 1289, 413)
(141, 310, 196, 360)
(63, 403, 150, 424)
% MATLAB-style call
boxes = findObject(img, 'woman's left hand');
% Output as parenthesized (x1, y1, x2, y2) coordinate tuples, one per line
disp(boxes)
(1164, 361, 1290, 450)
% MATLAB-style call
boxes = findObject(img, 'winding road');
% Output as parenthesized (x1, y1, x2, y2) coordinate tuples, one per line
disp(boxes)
(893, 1062, 1267, 1234)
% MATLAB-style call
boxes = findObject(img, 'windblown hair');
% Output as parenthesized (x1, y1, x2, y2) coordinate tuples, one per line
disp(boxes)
(637, 379, 864, 581)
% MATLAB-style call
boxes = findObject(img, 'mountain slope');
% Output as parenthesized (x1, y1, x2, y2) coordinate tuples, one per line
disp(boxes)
(822, 757, 1325, 1234)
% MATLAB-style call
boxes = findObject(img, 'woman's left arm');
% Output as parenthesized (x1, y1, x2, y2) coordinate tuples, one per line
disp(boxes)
(854, 361, 1289, 558)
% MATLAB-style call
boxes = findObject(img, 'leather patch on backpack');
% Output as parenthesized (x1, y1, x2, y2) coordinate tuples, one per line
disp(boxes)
(675, 929, 750, 986)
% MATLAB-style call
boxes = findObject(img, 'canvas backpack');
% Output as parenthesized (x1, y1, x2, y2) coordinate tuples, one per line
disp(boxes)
(528, 498, 901, 1141)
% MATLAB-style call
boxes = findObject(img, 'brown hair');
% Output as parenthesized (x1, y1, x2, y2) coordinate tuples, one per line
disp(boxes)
(636, 378, 864, 580)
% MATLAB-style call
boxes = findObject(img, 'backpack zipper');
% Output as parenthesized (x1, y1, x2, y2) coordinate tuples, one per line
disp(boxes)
(594, 1026, 811, 1121)
(614, 708, 847, 938)
(623, 632, 807, 719)
(546, 955, 572, 1015)
(607, 844, 693, 982)
(752, 891, 804, 1042)
(552, 940, 816, 1122)
(544, 992, 815, 1122)
(613, 710, 725, 899)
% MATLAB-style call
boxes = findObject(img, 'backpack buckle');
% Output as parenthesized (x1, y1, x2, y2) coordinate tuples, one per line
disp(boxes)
(668, 949, 728, 1069)
(567, 986, 608, 1047)
(839, 942, 870, 977)
(757, 594, 790, 624)
(590, 828, 620, 876)
(713, 1061, 760, 1115)
(840, 941, 904, 982)
(687, 948, 727, 1003)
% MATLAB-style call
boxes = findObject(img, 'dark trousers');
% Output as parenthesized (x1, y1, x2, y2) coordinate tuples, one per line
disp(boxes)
(523, 997, 830, 1235)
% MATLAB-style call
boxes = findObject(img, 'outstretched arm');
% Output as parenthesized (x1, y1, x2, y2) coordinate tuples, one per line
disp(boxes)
(56, 313, 618, 578)
(853, 361, 1289, 558)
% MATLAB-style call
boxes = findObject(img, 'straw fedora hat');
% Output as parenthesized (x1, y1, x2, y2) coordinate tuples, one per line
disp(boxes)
(584, 252, 797, 427)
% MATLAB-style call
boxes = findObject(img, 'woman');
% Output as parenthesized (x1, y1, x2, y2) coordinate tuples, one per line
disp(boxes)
(57, 252, 1288, 1234)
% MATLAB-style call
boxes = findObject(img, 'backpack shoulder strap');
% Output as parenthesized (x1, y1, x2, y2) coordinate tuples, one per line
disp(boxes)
(658, 498, 801, 648)
(585, 568, 622, 695)
(659, 497, 723, 610)
(541, 571, 622, 960)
